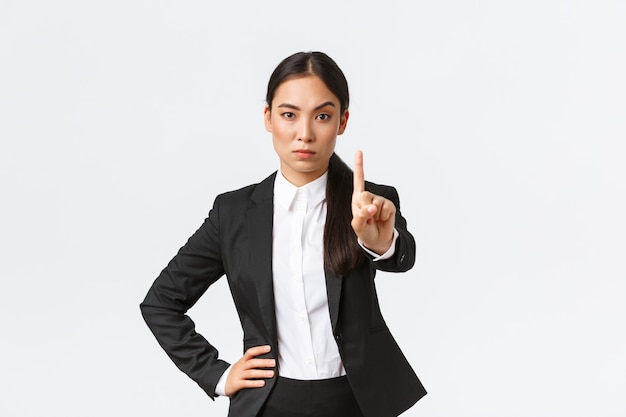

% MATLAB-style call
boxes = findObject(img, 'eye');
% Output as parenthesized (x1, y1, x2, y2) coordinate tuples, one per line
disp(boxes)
(316, 113, 331, 121)
(281, 112, 295, 119)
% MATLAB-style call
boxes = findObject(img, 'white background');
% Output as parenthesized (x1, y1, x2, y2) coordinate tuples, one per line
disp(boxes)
(1, 1, 625, 416)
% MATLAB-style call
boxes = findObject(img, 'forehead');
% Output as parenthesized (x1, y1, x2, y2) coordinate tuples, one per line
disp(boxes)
(272, 75, 340, 107)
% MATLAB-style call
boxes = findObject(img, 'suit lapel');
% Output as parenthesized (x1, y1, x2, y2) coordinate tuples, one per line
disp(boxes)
(247, 173, 278, 344)
(325, 268, 343, 332)
(245, 172, 346, 339)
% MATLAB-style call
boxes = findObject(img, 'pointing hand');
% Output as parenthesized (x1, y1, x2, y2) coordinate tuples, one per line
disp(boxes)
(351, 150, 396, 255)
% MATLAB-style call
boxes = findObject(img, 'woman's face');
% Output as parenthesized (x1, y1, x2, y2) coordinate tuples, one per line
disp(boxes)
(264, 75, 349, 187)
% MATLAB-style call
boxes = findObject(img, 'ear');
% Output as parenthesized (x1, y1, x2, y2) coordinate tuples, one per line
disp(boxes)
(337, 109, 349, 135)
(264, 105, 272, 132)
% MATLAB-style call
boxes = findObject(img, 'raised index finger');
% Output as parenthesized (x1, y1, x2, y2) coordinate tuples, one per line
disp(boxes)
(353, 150, 365, 194)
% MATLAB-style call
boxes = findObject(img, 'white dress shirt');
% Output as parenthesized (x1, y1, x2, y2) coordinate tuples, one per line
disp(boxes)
(215, 170, 398, 394)
(272, 171, 344, 379)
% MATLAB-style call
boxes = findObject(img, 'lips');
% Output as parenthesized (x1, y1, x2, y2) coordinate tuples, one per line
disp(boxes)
(293, 149, 315, 159)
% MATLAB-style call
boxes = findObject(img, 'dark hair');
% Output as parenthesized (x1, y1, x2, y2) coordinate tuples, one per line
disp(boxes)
(266, 51, 349, 112)
(266, 51, 367, 276)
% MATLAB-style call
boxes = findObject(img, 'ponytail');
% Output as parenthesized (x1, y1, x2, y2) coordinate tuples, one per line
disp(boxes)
(324, 153, 368, 275)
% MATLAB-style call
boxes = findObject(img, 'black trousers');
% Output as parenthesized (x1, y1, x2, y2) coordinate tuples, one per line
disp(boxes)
(258, 376, 365, 417)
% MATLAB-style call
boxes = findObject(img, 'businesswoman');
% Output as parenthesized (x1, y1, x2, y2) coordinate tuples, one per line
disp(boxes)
(140, 51, 426, 417)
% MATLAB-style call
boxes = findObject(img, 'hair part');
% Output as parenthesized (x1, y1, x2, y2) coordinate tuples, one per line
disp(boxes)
(266, 51, 350, 112)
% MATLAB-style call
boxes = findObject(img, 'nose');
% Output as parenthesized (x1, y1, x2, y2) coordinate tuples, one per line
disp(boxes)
(297, 119, 314, 142)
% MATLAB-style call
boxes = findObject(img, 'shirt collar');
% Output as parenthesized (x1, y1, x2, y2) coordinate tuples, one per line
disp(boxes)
(274, 170, 328, 210)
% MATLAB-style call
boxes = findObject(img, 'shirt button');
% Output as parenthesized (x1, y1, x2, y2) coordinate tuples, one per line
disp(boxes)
(305, 357, 312, 365)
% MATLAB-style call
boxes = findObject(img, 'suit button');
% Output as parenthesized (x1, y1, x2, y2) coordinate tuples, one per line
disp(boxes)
(335, 334, 343, 343)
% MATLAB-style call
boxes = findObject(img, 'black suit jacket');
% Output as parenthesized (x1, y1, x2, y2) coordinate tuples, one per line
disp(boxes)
(140, 172, 427, 417)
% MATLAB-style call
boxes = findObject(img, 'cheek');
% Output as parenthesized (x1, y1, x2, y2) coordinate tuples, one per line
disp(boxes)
(271, 126, 292, 151)
(271, 120, 291, 139)
(320, 124, 341, 140)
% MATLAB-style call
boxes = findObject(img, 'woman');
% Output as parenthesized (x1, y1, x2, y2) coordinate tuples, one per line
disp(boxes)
(140, 51, 426, 417)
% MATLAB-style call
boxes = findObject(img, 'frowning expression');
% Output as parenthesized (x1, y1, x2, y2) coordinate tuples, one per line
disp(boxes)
(264, 75, 349, 187)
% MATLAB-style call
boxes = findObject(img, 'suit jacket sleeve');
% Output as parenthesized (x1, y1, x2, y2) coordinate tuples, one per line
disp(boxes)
(140, 195, 230, 399)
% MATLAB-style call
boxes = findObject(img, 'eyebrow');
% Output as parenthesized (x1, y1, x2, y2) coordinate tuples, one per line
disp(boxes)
(276, 101, 336, 111)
